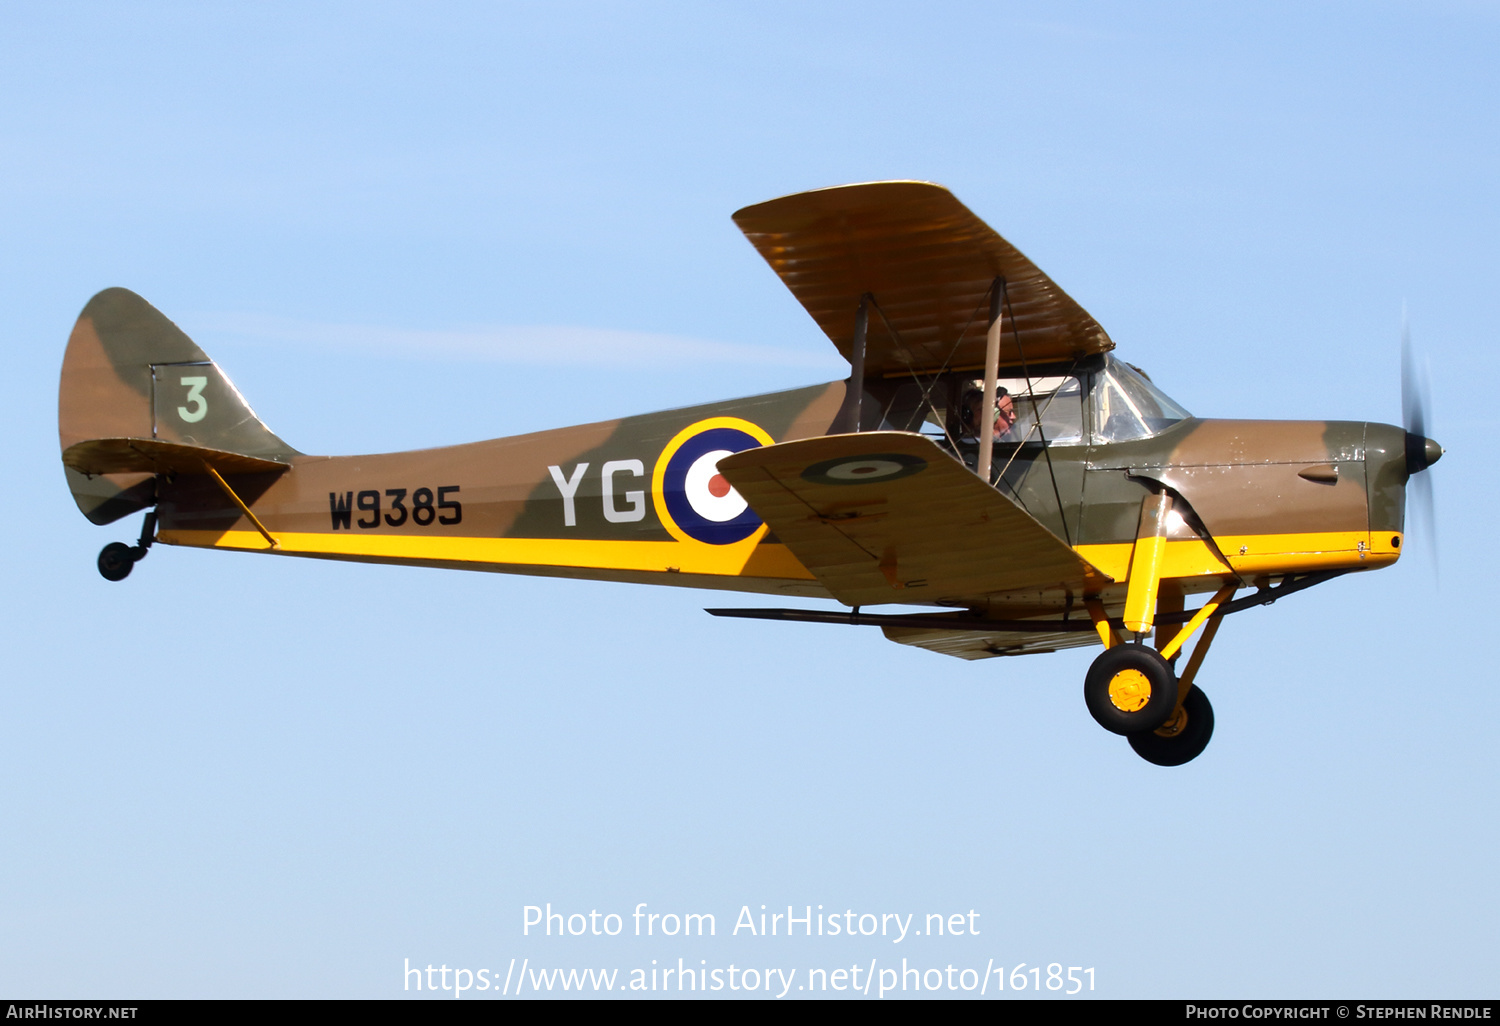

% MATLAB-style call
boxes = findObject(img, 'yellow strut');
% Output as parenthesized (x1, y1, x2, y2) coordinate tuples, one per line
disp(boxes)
(1123, 492, 1172, 635)
(1159, 584, 1236, 661)
(1084, 599, 1122, 649)
(1154, 587, 1185, 657)
(1155, 586, 1233, 730)
(202, 463, 278, 550)
(1176, 608, 1226, 695)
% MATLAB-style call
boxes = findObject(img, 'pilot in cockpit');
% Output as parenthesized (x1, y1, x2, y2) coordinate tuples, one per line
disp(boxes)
(956, 383, 1019, 443)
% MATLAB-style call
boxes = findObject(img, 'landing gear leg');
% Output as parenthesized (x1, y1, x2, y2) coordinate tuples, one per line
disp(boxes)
(1085, 569, 1235, 764)
(96, 512, 156, 582)
(1125, 589, 1231, 766)
(1082, 493, 1180, 735)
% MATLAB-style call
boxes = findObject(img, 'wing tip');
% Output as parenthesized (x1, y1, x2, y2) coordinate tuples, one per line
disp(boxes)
(732, 180, 955, 226)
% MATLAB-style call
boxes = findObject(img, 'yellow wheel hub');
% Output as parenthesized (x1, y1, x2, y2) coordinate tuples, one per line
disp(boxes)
(1154, 706, 1188, 737)
(1107, 669, 1152, 712)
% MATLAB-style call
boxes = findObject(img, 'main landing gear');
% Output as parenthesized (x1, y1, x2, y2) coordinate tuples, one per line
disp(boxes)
(1080, 584, 1232, 767)
(1082, 493, 1233, 766)
(1083, 643, 1216, 766)
(97, 512, 156, 582)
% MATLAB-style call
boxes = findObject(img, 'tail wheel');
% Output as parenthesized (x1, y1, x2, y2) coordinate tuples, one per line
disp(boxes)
(1084, 643, 1178, 735)
(97, 542, 136, 582)
(1129, 686, 1215, 766)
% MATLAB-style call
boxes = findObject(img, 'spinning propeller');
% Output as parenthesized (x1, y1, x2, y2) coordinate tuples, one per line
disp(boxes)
(1400, 311, 1442, 573)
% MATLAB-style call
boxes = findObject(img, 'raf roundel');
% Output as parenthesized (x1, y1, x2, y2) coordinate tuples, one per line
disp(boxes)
(654, 419, 773, 545)
(802, 452, 927, 486)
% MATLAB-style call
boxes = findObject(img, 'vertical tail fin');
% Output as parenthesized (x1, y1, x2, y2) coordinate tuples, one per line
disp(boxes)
(59, 288, 298, 524)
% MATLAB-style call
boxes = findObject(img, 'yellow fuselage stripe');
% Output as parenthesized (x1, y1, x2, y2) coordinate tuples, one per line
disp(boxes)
(1076, 531, 1394, 582)
(162, 527, 1395, 586)
(160, 529, 818, 580)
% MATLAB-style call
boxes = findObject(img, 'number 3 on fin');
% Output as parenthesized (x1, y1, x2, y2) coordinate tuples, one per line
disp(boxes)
(178, 376, 208, 423)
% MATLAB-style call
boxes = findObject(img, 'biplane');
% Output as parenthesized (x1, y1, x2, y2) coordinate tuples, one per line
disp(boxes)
(58, 181, 1441, 766)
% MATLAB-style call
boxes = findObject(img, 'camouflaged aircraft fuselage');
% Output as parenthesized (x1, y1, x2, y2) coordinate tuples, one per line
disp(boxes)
(60, 286, 1413, 666)
(63, 182, 1444, 770)
(61, 182, 1434, 670)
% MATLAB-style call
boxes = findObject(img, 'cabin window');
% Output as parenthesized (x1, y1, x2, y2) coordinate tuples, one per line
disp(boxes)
(991, 374, 1085, 444)
(877, 373, 1085, 447)
(1090, 357, 1191, 443)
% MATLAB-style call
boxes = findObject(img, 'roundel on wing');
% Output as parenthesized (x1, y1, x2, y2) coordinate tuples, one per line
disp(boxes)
(802, 452, 926, 486)
(657, 424, 767, 545)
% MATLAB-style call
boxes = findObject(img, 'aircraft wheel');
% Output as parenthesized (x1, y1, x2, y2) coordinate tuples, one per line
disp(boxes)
(97, 542, 135, 582)
(1129, 687, 1215, 766)
(1083, 643, 1178, 735)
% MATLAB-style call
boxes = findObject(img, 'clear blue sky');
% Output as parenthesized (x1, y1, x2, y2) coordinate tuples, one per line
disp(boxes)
(1, 0, 1495, 999)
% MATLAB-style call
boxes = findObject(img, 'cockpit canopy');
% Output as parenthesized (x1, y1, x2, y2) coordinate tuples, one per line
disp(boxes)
(1090, 356, 1193, 443)
(874, 355, 1191, 447)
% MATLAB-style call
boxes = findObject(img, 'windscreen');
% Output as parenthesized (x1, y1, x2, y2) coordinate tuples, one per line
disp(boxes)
(1091, 358, 1191, 443)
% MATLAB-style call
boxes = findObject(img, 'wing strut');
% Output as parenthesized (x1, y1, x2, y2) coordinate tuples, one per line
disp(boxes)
(994, 279, 1076, 547)
(977, 278, 1005, 480)
(832, 294, 871, 433)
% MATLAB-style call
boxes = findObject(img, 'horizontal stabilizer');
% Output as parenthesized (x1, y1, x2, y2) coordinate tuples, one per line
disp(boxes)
(63, 438, 290, 477)
(717, 431, 1109, 607)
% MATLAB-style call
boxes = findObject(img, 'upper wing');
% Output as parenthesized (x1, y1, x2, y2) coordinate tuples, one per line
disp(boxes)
(732, 181, 1113, 376)
(717, 431, 1110, 607)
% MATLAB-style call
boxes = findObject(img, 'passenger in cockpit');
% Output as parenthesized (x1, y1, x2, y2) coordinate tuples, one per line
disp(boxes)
(957, 384, 1018, 442)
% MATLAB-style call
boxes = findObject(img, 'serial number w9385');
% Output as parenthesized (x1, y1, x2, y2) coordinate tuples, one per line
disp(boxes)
(329, 486, 462, 530)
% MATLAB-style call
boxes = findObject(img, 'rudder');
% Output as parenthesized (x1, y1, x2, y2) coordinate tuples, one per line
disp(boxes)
(59, 288, 299, 524)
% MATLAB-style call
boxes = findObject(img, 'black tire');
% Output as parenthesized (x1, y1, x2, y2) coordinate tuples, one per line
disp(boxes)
(97, 542, 135, 582)
(1083, 643, 1178, 735)
(1129, 686, 1215, 767)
